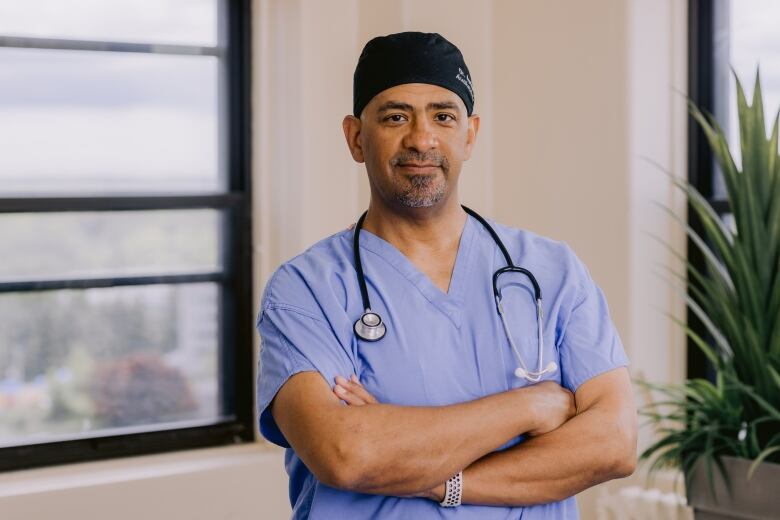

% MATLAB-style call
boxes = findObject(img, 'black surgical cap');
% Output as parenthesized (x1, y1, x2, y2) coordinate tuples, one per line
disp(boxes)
(353, 32, 475, 117)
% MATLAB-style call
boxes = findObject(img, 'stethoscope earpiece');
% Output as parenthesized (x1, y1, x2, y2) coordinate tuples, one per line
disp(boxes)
(513, 362, 557, 382)
(513, 366, 527, 379)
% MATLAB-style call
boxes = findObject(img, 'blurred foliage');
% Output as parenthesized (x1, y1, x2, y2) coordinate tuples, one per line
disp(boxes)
(91, 352, 197, 427)
(47, 345, 95, 422)
(0, 287, 176, 380)
(0, 285, 190, 442)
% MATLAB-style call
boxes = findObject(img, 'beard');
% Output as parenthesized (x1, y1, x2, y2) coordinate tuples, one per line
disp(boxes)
(390, 151, 450, 208)
(394, 173, 447, 207)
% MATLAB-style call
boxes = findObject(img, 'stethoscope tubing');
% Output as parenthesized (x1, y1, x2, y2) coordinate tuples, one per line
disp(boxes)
(351, 205, 556, 381)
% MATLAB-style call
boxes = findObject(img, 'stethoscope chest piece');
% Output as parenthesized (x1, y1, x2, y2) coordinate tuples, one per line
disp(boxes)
(354, 310, 386, 341)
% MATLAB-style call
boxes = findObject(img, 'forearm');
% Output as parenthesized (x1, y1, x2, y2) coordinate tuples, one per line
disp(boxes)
(461, 402, 637, 506)
(276, 372, 573, 499)
(335, 389, 536, 495)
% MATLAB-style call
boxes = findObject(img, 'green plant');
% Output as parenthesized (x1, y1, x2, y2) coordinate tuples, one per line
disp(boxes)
(639, 71, 780, 488)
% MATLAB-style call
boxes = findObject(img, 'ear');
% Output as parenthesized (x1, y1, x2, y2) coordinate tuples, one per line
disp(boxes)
(463, 114, 481, 161)
(342, 115, 365, 163)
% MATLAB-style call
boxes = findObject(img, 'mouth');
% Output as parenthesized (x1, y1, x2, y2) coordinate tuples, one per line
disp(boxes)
(396, 163, 441, 174)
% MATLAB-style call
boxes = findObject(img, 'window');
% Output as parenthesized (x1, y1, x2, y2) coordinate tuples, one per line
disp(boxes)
(687, 0, 779, 378)
(0, 0, 253, 471)
(727, 1, 780, 159)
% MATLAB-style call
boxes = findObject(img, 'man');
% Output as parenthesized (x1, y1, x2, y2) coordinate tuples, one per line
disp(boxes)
(256, 32, 636, 519)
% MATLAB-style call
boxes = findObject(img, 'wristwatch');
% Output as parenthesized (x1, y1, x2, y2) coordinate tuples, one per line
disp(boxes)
(438, 471, 463, 507)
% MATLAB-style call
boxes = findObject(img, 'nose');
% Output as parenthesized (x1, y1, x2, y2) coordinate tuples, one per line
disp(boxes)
(401, 116, 438, 153)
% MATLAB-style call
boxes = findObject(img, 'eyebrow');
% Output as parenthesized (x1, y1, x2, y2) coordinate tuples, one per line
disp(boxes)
(376, 100, 461, 113)
(427, 101, 460, 111)
(376, 101, 414, 113)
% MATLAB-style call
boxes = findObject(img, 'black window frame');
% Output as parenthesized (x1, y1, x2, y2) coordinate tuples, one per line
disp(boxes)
(687, 0, 731, 380)
(0, 0, 254, 472)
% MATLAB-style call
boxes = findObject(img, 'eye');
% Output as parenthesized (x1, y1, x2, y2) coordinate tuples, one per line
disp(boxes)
(435, 113, 456, 123)
(384, 114, 408, 123)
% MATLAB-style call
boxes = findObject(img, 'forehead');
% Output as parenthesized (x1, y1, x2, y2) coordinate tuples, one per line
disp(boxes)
(366, 83, 465, 112)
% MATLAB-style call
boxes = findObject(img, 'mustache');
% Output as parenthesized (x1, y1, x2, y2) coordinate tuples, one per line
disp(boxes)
(391, 151, 448, 169)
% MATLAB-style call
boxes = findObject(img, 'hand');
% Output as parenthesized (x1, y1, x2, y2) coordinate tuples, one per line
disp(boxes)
(333, 375, 378, 405)
(522, 381, 576, 436)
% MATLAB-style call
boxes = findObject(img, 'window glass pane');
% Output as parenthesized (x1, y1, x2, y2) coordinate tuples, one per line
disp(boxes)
(0, 48, 220, 195)
(0, 283, 223, 448)
(728, 1, 780, 166)
(0, 0, 217, 46)
(0, 210, 221, 281)
(722, 212, 736, 235)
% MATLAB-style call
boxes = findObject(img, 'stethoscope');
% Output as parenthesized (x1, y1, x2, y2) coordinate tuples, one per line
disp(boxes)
(352, 204, 558, 382)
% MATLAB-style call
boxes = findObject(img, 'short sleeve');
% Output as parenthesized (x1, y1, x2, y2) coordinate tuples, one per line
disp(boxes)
(256, 304, 356, 448)
(558, 249, 629, 393)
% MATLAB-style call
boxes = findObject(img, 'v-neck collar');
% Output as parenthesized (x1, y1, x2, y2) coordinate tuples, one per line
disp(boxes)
(355, 213, 477, 328)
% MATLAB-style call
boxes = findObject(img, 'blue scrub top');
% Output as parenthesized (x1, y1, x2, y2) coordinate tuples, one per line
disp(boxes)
(256, 213, 629, 519)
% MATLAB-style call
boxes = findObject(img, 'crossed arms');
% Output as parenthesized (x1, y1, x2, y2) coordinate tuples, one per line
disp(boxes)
(270, 366, 636, 506)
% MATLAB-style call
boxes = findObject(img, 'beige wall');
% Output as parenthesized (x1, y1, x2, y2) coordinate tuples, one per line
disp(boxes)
(0, 1, 688, 519)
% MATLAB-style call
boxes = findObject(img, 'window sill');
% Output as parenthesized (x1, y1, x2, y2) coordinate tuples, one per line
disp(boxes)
(0, 441, 284, 498)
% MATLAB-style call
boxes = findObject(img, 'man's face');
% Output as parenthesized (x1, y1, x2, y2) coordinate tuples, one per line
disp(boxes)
(343, 83, 479, 209)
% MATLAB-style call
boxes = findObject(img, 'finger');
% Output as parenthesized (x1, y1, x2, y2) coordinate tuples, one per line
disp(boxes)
(334, 383, 368, 405)
(349, 374, 368, 389)
(334, 376, 366, 405)
(345, 378, 378, 404)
